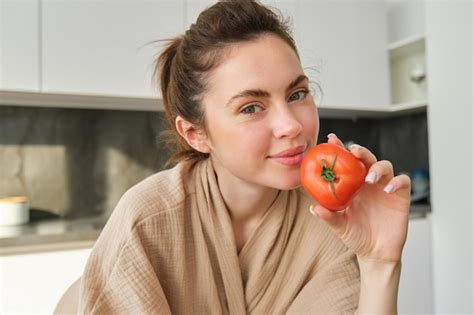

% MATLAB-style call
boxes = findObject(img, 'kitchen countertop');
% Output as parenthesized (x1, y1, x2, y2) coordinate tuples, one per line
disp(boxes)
(0, 204, 431, 256)
(0, 215, 107, 255)
(408, 203, 431, 219)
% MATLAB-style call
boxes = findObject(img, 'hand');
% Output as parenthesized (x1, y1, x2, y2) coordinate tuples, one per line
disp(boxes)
(309, 134, 410, 263)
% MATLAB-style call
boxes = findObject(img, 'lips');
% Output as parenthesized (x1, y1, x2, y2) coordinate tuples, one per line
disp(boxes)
(269, 145, 306, 158)
(268, 145, 307, 166)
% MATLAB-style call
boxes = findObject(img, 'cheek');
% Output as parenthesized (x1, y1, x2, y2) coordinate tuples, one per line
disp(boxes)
(208, 118, 270, 158)
(298, 105, 319, 143)
(231, 124, 270, 156)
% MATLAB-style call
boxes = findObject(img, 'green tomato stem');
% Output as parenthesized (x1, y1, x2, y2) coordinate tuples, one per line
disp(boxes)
(320, 155, 338, 198)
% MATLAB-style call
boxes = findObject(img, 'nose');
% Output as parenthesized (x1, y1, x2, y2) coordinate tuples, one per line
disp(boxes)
(272, 105, 303, 139)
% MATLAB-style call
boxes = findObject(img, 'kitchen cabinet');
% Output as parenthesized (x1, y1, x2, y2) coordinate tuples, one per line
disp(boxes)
(0, 0, 40, 92)
(41, 0, 184, 98)
(0, 248, 91, 314)
(295, 1, 390, 109)
(386, 0, 425, 44)
(398, 215, 434, 313)
(388, 36, 426, 106)
(186, 1, 390, 110)
(385, 0, 427, 107)
(2, 0, 422, 118)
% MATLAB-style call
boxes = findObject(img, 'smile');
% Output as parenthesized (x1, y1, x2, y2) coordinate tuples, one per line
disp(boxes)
(268, 145, 306, 166)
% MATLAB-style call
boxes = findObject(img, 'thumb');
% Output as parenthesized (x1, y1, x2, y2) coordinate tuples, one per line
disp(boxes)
(310, 204, 347, 235)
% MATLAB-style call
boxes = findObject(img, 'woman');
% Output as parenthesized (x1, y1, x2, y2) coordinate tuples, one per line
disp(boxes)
(79, 1, 410, 314)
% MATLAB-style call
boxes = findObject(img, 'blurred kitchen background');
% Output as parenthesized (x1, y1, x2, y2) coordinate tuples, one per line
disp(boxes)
(0, 0, 471, 314)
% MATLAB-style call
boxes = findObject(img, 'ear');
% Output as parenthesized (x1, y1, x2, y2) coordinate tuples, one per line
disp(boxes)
(175, 115, 211, 154)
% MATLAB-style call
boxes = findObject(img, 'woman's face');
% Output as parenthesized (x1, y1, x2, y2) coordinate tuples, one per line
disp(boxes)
(201, 34, 319, 190)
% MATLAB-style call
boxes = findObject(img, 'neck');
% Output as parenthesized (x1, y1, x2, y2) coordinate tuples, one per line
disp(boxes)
(211, 158, 279, 225)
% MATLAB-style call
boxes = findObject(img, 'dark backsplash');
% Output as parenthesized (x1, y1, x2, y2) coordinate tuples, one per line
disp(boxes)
(318, 112, 429, 175)
(0, 105, 428, 217)
(0, 106, 172, 218)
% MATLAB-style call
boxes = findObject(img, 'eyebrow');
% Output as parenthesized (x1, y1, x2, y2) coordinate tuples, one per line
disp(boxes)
(225, 74, 309, 107)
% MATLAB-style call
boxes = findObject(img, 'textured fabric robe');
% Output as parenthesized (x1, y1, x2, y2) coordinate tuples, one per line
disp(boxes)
(79, 158, 360, 314)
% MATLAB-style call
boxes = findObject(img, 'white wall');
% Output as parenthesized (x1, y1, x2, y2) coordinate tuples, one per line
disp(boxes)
(425, 1, 472, 313)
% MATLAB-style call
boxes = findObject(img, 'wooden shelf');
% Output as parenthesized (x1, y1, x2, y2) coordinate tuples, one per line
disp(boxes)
(388, 34, 426, 60)
(387, 34, 427, 105)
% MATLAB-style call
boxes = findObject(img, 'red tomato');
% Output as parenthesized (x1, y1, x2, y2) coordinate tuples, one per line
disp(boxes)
(300, 143, 367, 211)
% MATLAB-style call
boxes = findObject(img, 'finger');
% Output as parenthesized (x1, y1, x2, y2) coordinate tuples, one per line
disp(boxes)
(327, 133, 345, 148)
(348, 143, 377, 169)
(383, 174, 411, 194)
(310, 204, 347, 235)
(364, 160, 395, 185)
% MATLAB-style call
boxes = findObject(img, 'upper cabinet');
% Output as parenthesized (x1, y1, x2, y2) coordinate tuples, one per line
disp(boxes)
(2, 0, 422, 117)
(386, 0, 427, 106)
(185, 1, 390, 110)
(296, 1, 390, 109)
(0, 0, 40, 92)
(386, 0, 425, 43)
(41, 0, 184, 99)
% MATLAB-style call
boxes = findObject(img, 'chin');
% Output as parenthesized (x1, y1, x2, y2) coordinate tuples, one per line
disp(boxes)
(280, 183, 302, 191)
(272, 175, 302, 191)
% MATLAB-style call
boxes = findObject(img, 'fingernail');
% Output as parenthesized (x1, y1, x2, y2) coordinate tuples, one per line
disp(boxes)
(384, 183, 394, 193)
(309, 205, 319, 217)
(350, 144, 361, 151)
(365, 171, 377, 184)
(327, 133, 337, 139)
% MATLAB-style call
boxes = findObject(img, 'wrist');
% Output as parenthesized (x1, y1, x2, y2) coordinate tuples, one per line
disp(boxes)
(357, 255, 401, 269)
(356, 256, 402, 314)
(358, 256, 401, 281)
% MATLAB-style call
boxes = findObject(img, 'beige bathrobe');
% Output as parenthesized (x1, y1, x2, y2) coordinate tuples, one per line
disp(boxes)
(78, 158, 360, 314)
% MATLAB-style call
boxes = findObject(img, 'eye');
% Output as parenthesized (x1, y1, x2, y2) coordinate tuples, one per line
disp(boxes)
(288, 89, 309, 103)
(240, 104, 264, 115)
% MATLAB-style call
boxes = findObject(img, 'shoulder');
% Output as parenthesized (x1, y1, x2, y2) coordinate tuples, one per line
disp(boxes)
(108, 160, 197, 231)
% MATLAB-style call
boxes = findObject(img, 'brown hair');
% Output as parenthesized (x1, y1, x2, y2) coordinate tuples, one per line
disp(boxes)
(153, 0, 299, 168)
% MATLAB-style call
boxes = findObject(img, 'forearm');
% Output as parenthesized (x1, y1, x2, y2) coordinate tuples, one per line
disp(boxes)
(355, 257, 402, 315)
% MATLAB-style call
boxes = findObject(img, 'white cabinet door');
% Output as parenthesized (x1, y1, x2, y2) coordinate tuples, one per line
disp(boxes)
(42, 0, 184, 99)
(386, 0, 425, 43)
(0, 248, 92, 314)
(296, 1, 390, 109)
(186, 1, 390, 109)
(0, 0, 40, 92)
(398, 215, 434, 314)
